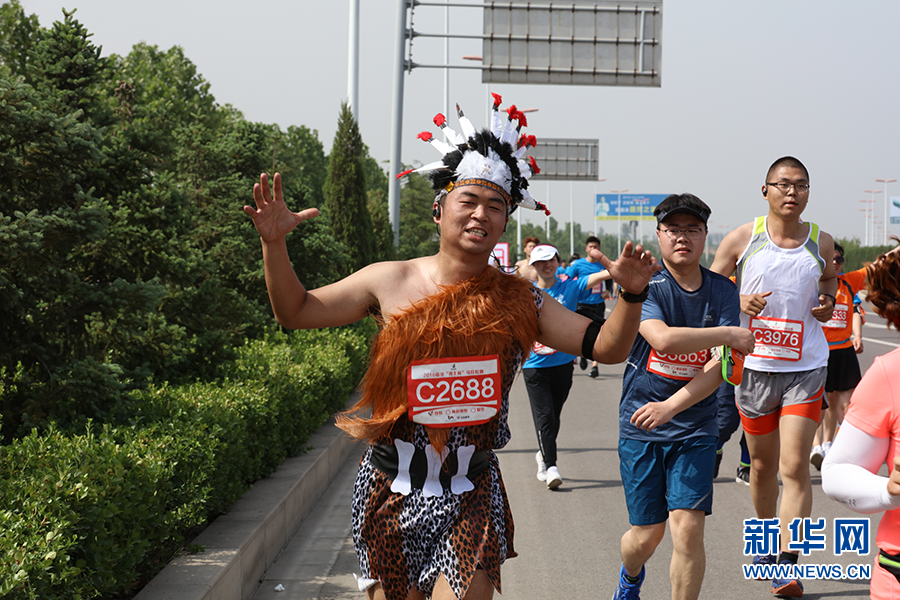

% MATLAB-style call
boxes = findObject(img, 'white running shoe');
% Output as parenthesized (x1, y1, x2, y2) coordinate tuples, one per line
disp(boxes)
(535, 451, 547, 482)
(546, 466, 562, 490)
(810, 445, 824, 471)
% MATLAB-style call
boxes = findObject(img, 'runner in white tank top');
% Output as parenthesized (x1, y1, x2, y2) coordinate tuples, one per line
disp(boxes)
(711, 156, 837, 598)
(736, 215, 829, 373)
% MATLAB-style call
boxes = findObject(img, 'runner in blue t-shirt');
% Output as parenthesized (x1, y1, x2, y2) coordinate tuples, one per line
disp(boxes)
(523, 244, 611, 489)
(567, 236, 610, 378)
(612, 195, 755, 600)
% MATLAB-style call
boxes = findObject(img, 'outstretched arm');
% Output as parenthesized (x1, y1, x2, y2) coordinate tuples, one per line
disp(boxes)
(538, 241, 661, 363)
(639, 319, 755, 356)
(584, 268, 613, 289)
(243, 173, 379, 329)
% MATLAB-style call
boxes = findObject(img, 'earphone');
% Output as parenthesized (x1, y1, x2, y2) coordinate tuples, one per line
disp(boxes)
(762, 186, 767, 196)
(432, 203, 441, 218)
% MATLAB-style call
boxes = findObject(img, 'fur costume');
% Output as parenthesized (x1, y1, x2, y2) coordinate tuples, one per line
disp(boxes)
(339, 267, 543, 600)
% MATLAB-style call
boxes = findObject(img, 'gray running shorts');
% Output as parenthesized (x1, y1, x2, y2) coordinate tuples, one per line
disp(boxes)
(736, 367, 827, 419)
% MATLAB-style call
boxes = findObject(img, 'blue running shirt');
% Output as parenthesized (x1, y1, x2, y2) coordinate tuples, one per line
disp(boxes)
(620, 267, 741, 442)
(523, 276, 592, 369)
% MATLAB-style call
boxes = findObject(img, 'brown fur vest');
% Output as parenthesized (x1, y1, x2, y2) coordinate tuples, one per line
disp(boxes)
(336, 267, 540, 452)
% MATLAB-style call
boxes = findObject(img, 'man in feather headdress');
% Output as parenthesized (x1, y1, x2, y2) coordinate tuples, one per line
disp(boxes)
(243, 95, 660, 600)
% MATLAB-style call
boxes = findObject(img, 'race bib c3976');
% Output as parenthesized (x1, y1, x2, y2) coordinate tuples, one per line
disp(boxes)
(407, 355, 501, 427)
(749, 316, 803, 361)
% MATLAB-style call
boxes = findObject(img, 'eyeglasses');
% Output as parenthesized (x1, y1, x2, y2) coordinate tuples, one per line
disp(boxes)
(834, 256, 845, 265)
(657, 227, 706, 240)
(766, 182, 810, 193)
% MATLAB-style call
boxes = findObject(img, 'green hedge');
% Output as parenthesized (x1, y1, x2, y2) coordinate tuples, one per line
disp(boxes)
(0, 323, 372, 599)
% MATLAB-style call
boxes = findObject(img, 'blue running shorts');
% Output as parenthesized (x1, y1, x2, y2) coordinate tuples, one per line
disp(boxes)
(618, 435, 717, 526)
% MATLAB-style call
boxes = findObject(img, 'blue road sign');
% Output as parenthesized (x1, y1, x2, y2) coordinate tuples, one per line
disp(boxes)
(595, 193, 670, 221)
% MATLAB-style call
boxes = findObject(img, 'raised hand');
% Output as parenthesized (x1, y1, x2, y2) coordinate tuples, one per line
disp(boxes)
(243, 173, 320, 243)
(591, 241, 662, 295)
(741, 291, 771, 317)
(889, 455, 900, 497)
(811, 294, 836, 323)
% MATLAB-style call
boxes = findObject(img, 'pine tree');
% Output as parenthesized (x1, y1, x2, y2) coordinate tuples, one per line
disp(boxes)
(323, 102, 377, 273)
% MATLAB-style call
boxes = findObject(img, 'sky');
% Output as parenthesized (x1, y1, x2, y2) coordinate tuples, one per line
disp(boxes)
(20, 0, 900, 248)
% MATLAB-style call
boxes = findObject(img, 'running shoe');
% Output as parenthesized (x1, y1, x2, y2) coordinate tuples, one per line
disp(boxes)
(589, 366, 599, 378)
(771, 561, 803, 597)
(809, 445, 824, 471)
(546, 466, 562, 489)
(535, 451, 547, 482)
(752, 554, 776, 580)
(736, 465, 750, 486)
(612, 564, 644, 600)
(579, 356, 588, 370)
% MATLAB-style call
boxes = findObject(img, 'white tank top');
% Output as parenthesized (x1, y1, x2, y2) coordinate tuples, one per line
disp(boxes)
(736, 216, 828, 373)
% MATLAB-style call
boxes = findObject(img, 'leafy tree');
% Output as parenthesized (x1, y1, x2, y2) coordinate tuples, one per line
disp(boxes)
(392, 170, 439, 259)
(0, 0, 41, 78)
(105, 42, 222, 144)
(0, 5, 363, 439)
(323, 102, 377, 273)
(0, 9, 167, 436)
(274, 124, 329, 207)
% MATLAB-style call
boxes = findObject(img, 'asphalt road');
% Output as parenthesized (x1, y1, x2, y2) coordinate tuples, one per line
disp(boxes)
(256, 303, 898, 600)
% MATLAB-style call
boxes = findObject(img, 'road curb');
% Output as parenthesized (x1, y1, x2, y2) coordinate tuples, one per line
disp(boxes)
(134, 394, 362, 600)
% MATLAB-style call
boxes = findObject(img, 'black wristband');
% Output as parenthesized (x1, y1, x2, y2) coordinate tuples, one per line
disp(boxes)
(620, 285, 650, 304)
(821, 293, 836, 306)
(581, 320, 602, 360)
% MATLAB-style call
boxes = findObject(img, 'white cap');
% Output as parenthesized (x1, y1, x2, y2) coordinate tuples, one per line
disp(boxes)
(529, 244, 559, 265)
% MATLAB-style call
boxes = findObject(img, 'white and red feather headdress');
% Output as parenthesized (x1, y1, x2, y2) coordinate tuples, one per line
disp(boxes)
(397, 93, 549, 216)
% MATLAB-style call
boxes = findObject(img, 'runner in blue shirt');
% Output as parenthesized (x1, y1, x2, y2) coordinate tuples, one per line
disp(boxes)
(567, 236, 610, 378)
(612, 194, 755, 600)
(523, 244, 611, 489)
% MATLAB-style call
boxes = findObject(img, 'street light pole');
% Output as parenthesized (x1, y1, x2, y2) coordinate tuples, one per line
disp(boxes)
(865, 189, 882, 247)
(569, 181, 575, 257)
(876, 179, 897, 244)
(859, 206, 869, 247)
(594, 178, 607, 237)
(443, 0, 450, 120)
(347, 0, 360, 121)
(387, 0, 408, 247)
(611, 189, 628, 255)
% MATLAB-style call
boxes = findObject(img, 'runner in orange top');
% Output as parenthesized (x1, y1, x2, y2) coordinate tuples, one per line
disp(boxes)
(810, 241, 868, 469)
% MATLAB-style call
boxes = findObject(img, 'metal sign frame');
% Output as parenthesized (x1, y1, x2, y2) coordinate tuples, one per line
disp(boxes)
(482, 1, 662, 87)
(529, 138, 600, 181)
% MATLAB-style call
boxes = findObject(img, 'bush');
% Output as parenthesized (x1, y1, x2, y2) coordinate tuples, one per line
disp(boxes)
(0, 322, 373, 599)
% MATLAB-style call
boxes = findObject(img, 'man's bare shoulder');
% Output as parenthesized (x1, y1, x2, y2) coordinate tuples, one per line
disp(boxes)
(357, 257, 427, 288)
(711, 222, 754, 276)
(722, 222, 754, 251)
(355, 257, 438, 317)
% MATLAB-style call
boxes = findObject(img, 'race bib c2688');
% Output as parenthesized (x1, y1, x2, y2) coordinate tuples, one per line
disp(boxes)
(407, 355, 501, 427)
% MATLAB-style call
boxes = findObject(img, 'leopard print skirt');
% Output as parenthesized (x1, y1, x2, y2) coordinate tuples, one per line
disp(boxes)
(351, 420, 516, 600)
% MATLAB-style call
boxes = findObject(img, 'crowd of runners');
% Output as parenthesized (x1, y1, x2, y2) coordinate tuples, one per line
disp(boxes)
(245, 95, 900, 600)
